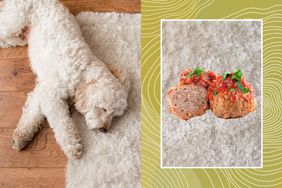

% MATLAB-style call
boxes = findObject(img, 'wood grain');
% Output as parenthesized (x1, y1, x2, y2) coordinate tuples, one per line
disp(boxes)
(0, 92, 51, 129)
(0, 168, 65, 188)
(0, 47, 28, 59)
(0, 128, 66, 168)
(61, 0, 140, 14)
(0, 92, 26, 128)
(0, 58, 35, 93)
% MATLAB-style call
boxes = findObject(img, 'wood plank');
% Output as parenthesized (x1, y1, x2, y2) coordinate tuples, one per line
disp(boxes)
(0, 168, 65, 188)
(61, 0, 141, 14)
(0, 128, 67, 168)
(0, 47, 28, 59)
(0, 92, 26, 128)
(0, 58, 35, 92)
(0, 92, 50, 129)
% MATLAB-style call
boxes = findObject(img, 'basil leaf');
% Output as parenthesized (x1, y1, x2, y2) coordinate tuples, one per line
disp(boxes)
(231, 69, 242, 81)
(243, 88, 250, 93)
(188, 71, 194, 78)
(188, 67, 205, 78)
(222, 72, 231, 80)
(230, 88, 235, 92)
(213, 91, 218, 96)
(236, 81, 250, 93)
(235, 81, 244, 90)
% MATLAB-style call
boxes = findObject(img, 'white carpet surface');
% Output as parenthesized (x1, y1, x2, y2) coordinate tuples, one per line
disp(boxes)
(162, 21, 261, 167)
(66, 13, 140, 187)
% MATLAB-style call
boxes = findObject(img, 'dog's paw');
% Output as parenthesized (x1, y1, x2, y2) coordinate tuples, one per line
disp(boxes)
(12, 130, 32, 151)
(66, 142, 83, 159)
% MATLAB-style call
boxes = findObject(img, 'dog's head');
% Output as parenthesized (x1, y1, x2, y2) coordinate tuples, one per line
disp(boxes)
(79, 105, 115, 132)
(75, 80, 128, 132)
(75, 67, 130, 132)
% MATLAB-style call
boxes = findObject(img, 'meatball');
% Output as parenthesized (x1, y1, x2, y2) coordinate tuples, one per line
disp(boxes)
(210, 94, 256, 118)
(208, 70, 256, 119)
(167, 84, 209, 120)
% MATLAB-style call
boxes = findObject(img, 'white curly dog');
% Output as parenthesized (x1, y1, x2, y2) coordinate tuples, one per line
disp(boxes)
(0, 0, 130, 159)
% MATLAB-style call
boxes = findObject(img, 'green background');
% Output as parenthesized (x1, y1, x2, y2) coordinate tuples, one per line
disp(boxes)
(141, 0, 282, 187)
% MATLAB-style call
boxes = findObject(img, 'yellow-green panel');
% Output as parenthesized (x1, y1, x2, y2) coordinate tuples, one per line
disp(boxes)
(141, 0, 282, 187)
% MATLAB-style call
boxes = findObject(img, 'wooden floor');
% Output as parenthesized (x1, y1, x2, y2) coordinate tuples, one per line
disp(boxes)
(0, 1, 140, 187)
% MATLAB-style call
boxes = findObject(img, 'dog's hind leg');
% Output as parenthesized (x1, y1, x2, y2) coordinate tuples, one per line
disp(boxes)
(40, 94, 83, 159)
(12, 86, 45, 151)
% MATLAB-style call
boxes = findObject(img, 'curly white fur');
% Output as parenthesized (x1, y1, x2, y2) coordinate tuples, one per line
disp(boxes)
(0, 0, 130, 159)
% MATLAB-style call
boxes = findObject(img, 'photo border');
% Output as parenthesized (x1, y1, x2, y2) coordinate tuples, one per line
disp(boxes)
(160, 19, 263, 169)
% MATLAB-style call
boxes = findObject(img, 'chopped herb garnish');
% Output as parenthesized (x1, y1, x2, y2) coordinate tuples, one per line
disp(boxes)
(235, 81, 250, 93)
(230, 88, 235, 92)
(242, 88, 250, 93)
(188, 67, 205, 78)
(231, 69, 243, 81)
(222, 71, 231, 80)
(223, 69, 250, 93)
(235, 81, 244, 90)
(213, 91, 218, 96)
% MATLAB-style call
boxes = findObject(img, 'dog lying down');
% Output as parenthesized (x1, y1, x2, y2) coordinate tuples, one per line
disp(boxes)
(0, 0, 130, 159)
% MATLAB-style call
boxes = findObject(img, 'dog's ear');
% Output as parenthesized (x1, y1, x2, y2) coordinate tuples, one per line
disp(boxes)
(74, 81, 97, 113)
(74, 84, 87, 113)
(107, 64, 130, 92)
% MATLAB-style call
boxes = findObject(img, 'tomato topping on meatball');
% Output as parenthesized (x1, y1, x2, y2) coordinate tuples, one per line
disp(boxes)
(179, 67, 218, 88)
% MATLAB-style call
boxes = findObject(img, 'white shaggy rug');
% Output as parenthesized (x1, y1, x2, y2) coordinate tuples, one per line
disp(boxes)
(162, 21, 261, 167)
(66, 13, 140, 187)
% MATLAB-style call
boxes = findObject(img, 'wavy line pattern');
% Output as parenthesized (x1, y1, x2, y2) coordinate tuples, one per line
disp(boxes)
(141, 0, 282, 187)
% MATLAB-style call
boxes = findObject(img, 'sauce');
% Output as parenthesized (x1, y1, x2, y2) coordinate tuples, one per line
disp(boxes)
(207, 74, 255, 109)
(179, 69, 217, 89)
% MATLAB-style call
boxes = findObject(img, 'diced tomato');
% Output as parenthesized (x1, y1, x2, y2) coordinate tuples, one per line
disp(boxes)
(207, 73, 255, 104)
